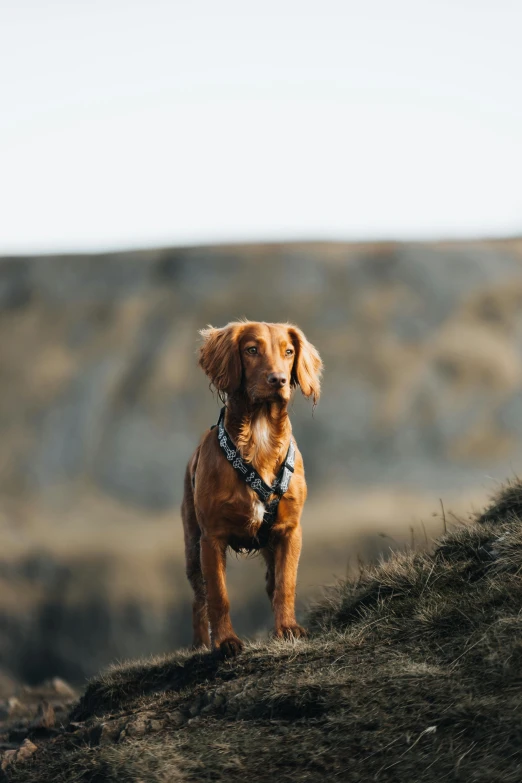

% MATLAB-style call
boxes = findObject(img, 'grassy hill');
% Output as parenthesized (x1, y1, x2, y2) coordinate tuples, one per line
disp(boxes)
(2, 479, 522, 782)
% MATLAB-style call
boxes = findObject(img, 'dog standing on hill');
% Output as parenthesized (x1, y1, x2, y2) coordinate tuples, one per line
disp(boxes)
(181, 321, 322, 658)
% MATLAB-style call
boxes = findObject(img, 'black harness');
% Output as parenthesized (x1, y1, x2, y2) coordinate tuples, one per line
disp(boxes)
(212, 406, 295, 546)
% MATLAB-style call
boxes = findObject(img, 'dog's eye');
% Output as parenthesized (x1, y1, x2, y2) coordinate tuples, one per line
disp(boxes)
(285, 349, 294, 356)
(246, 346, 257, 355)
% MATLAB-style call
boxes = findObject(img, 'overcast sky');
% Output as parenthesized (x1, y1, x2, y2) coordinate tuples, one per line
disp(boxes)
(0, 0, 521, 254)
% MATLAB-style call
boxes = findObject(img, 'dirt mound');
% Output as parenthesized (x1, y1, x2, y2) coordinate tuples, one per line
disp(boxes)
(3, 480, 522, 781)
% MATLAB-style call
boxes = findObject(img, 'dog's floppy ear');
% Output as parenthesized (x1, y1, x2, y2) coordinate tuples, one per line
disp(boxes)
(199, 323, 243, 396)
(288, 326, 322, 404)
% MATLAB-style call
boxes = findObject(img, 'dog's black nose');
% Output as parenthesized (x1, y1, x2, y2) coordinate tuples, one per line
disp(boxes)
(267, 372, 287, 387)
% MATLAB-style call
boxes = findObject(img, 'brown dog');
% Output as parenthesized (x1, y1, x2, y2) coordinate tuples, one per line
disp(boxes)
(181, 321, 322, 658)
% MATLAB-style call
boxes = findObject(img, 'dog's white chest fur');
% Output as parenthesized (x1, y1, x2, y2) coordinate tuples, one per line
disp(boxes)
(245, 416, 278, 529)
(250, 417, 275, 485)
(252, 417, 271, 451)
(250, 500, 265, 526)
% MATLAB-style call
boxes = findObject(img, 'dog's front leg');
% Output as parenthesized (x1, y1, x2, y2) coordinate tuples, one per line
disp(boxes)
(200, 536, 244, 658)
(272, 524, 308, 639)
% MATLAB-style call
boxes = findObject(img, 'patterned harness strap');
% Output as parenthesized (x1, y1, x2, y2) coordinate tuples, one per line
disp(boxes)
(214, 406, 295, 537)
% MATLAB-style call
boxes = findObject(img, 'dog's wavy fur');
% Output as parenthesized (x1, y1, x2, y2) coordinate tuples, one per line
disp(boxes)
(181, 321, 322, 658)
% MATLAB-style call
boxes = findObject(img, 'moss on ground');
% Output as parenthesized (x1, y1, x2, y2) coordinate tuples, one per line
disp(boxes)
(4, 480, 522, 782)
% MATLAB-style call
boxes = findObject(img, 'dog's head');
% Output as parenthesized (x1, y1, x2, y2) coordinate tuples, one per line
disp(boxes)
(199, 321, 322, 404)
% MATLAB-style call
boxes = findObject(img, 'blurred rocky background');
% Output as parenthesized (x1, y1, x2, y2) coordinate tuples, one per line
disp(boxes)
(1, 239, 522, 687)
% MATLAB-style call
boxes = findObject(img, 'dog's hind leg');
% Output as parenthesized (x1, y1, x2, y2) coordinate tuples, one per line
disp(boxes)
(262, 547, 275, 606)
(185, 531, 209, 649)
(182, 459, 210, 649)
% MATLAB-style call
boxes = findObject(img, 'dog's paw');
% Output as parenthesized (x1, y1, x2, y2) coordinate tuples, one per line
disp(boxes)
(215, 635, 244, 659)
(274, 623, 308, 640)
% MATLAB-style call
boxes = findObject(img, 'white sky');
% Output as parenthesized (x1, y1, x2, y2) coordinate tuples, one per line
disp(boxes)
(0, 0, 521, 254)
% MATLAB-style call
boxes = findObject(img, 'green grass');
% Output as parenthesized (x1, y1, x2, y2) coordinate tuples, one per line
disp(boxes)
(5, 479, 522, 782)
